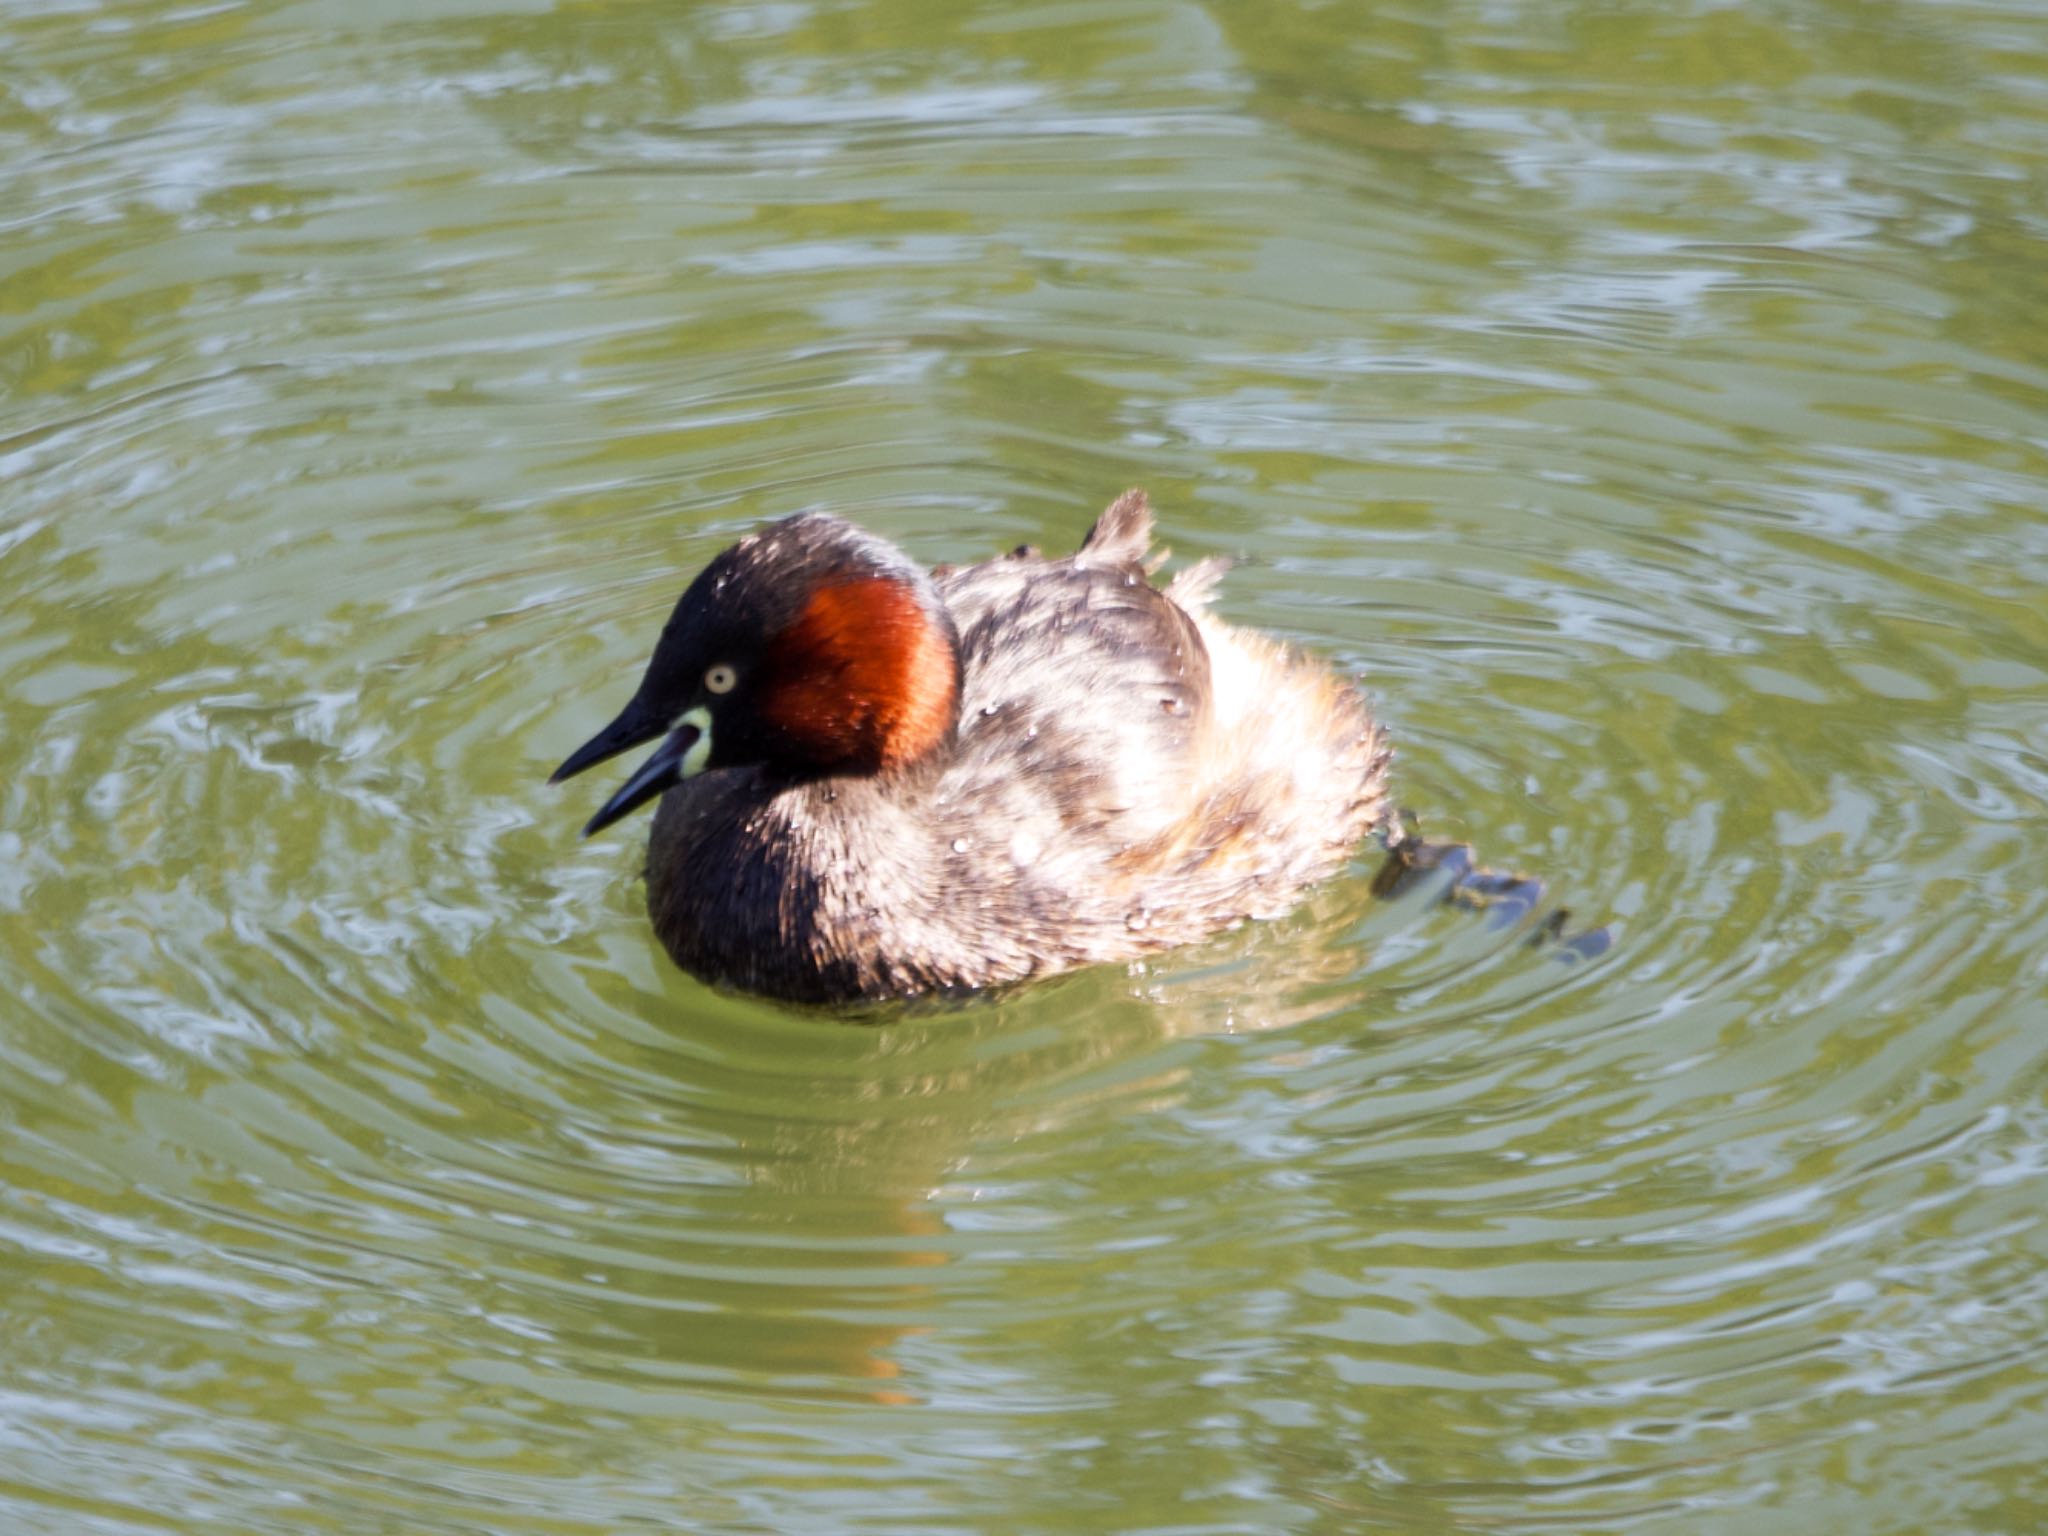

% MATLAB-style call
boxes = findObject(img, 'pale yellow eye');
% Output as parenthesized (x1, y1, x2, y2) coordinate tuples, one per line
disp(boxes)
(704, 664, 737, 695)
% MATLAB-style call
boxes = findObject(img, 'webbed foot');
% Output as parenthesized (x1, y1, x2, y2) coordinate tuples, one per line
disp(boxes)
(1373, 813, 1610, 960)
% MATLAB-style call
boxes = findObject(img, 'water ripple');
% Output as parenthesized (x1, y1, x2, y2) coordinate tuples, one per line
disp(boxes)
(3, 1, 2047, 1533)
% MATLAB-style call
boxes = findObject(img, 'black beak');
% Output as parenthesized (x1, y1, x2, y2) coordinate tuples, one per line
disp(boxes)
(551, 702, 701, 838)
(550, 698, 666, 786)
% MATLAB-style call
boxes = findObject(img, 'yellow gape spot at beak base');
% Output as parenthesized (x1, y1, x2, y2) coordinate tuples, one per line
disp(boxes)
(678, 706, 713, 778)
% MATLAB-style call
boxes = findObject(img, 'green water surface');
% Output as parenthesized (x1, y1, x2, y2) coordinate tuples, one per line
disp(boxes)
(4, 0, 2047, 1531)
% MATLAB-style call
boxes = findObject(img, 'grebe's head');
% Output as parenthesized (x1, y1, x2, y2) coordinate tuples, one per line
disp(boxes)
(551, 513, 961, 836)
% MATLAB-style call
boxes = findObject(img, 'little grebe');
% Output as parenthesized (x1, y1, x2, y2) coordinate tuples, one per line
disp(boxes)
(551, 490, 1391, 1002)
